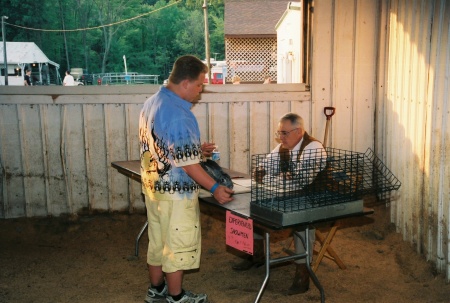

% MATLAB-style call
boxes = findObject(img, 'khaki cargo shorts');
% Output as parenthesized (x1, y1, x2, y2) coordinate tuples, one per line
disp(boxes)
(145, 195, 201, 273)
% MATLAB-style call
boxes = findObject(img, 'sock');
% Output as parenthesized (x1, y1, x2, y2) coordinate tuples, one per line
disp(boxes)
(153, 281, 166, 292)
(170, 289, 185, 301)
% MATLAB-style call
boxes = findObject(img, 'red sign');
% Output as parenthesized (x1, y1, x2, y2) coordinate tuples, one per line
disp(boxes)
(225, 211, 254, 254)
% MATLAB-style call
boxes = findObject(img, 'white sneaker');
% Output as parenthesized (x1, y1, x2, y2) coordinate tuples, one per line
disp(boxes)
(165, 290, 208, 303)
(144, 283, 168, 303)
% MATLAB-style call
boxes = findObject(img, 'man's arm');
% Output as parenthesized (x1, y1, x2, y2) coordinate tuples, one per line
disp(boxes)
(182, 163, 234, 204)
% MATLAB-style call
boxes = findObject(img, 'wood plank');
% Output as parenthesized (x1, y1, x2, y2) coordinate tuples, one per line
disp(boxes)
(332, 0, 356, 150)
(41, 104, 69, 215)
(20, 105, 47, 217)
(229, 102, 250, 173)
(62, 105, 89, 214)
(311, 0, 333, 144)
(0, 105, 26, 218)
(353, 0, 377, 152)
(84, 104, 109, 211)
(126, 104, 145, 212)
(105, 104, 129, 211)
(209, 102, 231, 169)
(250, 101, 271, 155)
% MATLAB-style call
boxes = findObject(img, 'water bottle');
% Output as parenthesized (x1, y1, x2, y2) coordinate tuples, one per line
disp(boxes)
(211, 147, 220, 162)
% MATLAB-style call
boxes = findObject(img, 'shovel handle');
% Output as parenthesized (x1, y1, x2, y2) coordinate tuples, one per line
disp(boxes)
(324, 107, 336, 120)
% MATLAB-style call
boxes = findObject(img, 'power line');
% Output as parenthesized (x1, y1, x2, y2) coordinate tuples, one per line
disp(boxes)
(5, 0, 181, 32)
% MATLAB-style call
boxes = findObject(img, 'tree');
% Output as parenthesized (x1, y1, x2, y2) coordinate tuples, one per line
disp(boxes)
(176, 10, 205, 57)
(93, 0, 141, 73)
(1, 0, 225, 82)
(74, 0, 96, 73)
(208, 9, 225, 60)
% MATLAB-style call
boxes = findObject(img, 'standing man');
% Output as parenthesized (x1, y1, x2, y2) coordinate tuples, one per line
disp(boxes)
(24, 70, 31, 86)
(63, 70, 74, 86)
(233, 112, 326, 295)
(139, 55, 234, 303)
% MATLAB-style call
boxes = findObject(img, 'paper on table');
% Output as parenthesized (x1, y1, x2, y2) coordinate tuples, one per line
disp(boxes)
(232, 184, 251, 194)
(199, 184, 251, 198)
(232, 178, 252, 188)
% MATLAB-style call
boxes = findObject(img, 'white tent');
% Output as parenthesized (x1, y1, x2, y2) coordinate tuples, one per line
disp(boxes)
(0, 42, 61, 85)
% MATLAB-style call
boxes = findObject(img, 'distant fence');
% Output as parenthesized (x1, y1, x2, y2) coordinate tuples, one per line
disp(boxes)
(92, 73, 159, 85)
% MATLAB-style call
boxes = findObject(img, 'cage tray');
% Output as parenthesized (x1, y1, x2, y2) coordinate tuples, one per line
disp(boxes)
(250, 197, 363, 226)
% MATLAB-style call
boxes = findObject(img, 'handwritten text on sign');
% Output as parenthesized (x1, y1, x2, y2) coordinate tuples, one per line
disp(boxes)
(225, 211, 254, 255)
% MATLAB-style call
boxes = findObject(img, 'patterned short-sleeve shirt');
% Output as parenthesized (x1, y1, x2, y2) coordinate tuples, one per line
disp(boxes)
(139, 87, 202, 200)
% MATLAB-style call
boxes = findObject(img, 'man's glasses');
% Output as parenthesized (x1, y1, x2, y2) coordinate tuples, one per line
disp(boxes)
(275, 128, 299, 138)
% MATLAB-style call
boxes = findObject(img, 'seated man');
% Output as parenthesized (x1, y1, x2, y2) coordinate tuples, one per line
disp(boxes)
(233, 112, 326, 295)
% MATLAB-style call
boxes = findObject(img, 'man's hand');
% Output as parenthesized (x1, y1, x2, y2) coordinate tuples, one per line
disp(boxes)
(213, 185, 234, 204)
(182, 163, 233, 204)
(201, 142, 216, 157)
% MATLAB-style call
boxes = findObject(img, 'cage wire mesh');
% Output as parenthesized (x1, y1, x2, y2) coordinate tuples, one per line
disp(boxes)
(360, 148, 402, 202)
(250, 147, 401, 224)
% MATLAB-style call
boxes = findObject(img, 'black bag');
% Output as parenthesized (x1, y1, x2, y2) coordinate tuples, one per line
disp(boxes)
(200, 159, 234, 189)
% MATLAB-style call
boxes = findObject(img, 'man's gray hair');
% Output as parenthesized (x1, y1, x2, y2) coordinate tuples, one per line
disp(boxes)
(279, 112, 304, 129)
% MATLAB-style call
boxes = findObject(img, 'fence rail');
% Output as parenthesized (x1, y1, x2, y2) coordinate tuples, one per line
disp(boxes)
(91, 73, 159, 85)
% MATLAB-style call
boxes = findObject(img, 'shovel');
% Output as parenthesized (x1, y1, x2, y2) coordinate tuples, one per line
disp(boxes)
(311, 106, 346, 273)
(323, 107, 336, 148)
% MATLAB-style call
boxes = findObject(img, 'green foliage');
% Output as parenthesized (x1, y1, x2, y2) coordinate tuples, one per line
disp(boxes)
(209, 13, 225, 61)
(2, 0, 225, 83)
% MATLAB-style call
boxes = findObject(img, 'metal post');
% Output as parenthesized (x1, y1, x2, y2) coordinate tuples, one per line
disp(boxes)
(123, 55, 129, 84)
(123, 55, 127, 75)
(2, 16, 9, 86)
(202, 0, 211, 84)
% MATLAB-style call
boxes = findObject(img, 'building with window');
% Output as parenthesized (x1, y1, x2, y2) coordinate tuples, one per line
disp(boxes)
(276, 2, 303, 83)
(224, 0, 288, 83)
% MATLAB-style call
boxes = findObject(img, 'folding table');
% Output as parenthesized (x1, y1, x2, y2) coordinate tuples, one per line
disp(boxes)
(111, 160, 375, 303)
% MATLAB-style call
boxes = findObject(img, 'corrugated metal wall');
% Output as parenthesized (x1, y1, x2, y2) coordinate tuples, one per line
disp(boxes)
(375, 0, 449, 279)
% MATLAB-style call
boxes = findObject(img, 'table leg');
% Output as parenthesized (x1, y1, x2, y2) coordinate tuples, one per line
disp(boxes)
(303, 226, 325, 303)
(253, 227, 325, 303)
(253, 232, 271, 303)
(135, 221, 148, 257)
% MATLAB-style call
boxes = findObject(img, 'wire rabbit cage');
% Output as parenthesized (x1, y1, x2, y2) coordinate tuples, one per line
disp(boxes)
(250, 147, 401, 225)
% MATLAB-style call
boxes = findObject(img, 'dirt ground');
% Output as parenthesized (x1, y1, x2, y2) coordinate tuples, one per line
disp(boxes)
(1, 202, 449, 303)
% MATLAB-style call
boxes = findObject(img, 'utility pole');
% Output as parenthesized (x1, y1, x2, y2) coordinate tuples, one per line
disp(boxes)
(203, 0, 211, 84)
(2, 16, 8, 86)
